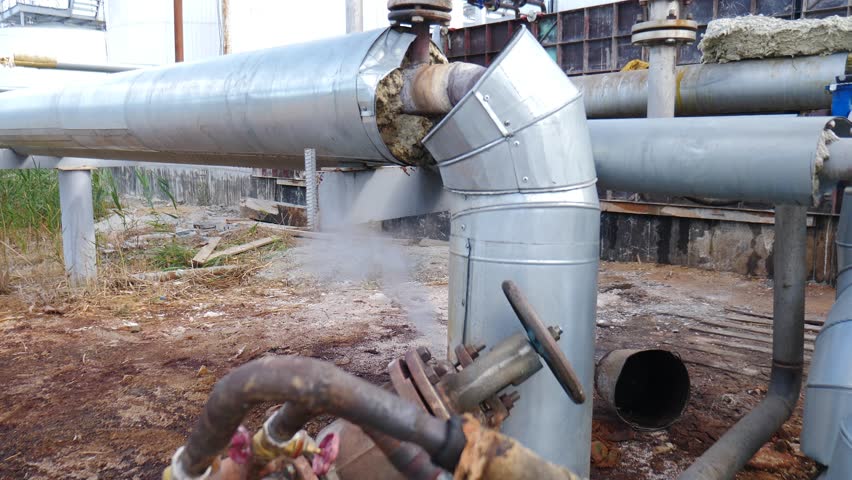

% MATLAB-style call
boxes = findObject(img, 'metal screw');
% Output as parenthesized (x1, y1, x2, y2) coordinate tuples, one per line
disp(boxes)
(424, 365, 440, 384)
(665, 38, 677, 45)
(465, 343, 486, 359)
(513, 140, 520, 147)
(434, 362, 451, 378)
(417, 346, 432, 362)
(504, 120, 511, 126)
(461, 224, 466, 230)
(483, 94, 490, 101)
(522, 176, 529, 183)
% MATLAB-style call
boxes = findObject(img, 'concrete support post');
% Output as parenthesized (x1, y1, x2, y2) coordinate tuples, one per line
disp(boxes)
(58, 168, 96, 286)
(304, 148, 318, 232)
(345, 0, 363, 33)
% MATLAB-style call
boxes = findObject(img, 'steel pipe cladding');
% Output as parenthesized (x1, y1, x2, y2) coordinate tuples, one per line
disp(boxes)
(423, 29, 599, 475)
(0, 28, 447, 169)
(573, 53, 849, 118)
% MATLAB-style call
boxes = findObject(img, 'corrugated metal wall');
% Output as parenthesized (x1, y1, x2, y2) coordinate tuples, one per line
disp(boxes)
(445, 0, 850, 74)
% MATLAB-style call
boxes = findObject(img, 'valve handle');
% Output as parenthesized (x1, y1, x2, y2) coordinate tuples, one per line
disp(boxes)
(501, 280, 586, 404)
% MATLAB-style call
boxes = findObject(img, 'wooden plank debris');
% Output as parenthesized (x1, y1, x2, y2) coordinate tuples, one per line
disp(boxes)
(206, 237, 279, 263)
(724, 306, 824, 326)
(693, 317, 817, 343)
(240, 197, 307, 227)
(724, 313, 822, 333)
(689, 325, 814, 352)
(129, 265, 240, 283)
(191, 237, 221, 267)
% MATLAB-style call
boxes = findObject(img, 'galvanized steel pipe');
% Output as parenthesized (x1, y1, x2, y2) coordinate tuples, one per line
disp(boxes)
(590, 116, 852, 205)
(424, 28, 599, 475)
(803, 187, 852, 466)
(573, 53, 850, 118)
(680, 205, 807, 480)
(0, 28, 478, 170)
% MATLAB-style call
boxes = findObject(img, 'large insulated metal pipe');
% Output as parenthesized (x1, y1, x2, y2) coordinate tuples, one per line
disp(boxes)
(423, 28, 599, 475)
(573, 53, 849, 118)
(590, 116, 852, 205)
(0, 28, 479, 170)
(680, 204, 807, 480)
(802, 187, 852, 467)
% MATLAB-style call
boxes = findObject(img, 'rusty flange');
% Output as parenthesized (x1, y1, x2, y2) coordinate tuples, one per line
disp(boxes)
(631, 18, 697, 45)
(387, 0, 453, 25)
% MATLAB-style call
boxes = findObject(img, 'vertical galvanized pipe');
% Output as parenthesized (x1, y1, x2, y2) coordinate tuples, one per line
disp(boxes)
(305, 148, 318, 232)
(772, 205, 808, 366)
(58, 168, 97, 286)
(423, 29, 599, 475)
(173, 0, 184, 62)
(645, 0, 678, 118)
(680, 205, 807, 480)
(803, 187, 852, 466)
(220, 0, 231, 54)
(647, 45, 677, 118)
(346, 0, 364, 34)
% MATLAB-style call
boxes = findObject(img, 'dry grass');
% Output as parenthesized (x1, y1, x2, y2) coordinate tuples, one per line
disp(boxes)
(0, 205, 293, 319)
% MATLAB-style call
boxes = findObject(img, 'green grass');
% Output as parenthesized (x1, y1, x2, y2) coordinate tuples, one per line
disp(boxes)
(150, 241, 196, 270)
(0, 170, 62, 249)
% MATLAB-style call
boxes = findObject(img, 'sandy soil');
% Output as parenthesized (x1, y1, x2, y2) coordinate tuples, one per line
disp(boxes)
(0, 211, 833, 479)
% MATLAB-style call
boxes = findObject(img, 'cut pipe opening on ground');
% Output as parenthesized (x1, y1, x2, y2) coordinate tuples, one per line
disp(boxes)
(596, 349, 691, 431)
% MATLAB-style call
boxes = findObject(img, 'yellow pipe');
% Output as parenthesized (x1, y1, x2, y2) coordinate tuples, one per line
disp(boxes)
(13, 54, 59, 69)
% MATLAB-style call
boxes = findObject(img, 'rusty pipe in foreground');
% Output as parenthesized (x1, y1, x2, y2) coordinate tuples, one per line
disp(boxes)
(455, 415, 584, 480)
(171, 356, 466, 478)
(401, 62, 487, 115)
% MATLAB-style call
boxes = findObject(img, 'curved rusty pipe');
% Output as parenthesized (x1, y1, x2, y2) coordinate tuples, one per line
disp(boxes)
(364, 428, 447, 480)
(175, 356, 465, 477)
(402, 62, 487, 115)
(267, 396, 445, 479)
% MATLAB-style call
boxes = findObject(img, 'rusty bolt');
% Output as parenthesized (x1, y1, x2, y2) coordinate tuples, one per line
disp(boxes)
(500, 391, 521, 410)
(424, 365, 440, 384)
(433, 361, 452, 378)
(465, 344, 486, 359)
(547, 325, 563, 341)
(417, 346, 432, 362)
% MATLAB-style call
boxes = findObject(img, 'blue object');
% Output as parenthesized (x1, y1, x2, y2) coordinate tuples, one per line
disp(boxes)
(828, 75, 852, 118)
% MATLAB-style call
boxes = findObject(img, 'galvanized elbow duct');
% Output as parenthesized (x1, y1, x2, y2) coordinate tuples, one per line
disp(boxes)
(423, 28, 599, 475)
(802, 187, 852, 470)
(572, 53, 849, 118)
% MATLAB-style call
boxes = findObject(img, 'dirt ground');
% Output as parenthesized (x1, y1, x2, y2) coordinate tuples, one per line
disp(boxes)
(0, 205, 833, 479)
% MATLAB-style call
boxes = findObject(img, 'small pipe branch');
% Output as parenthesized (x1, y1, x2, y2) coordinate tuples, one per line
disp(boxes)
(401, 62, 486, 115)
(679, 205, 807, 480)
(173, 356, 465, 477)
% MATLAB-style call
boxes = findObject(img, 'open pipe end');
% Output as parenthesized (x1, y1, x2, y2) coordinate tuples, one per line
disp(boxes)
(596, 349, 691, 431)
